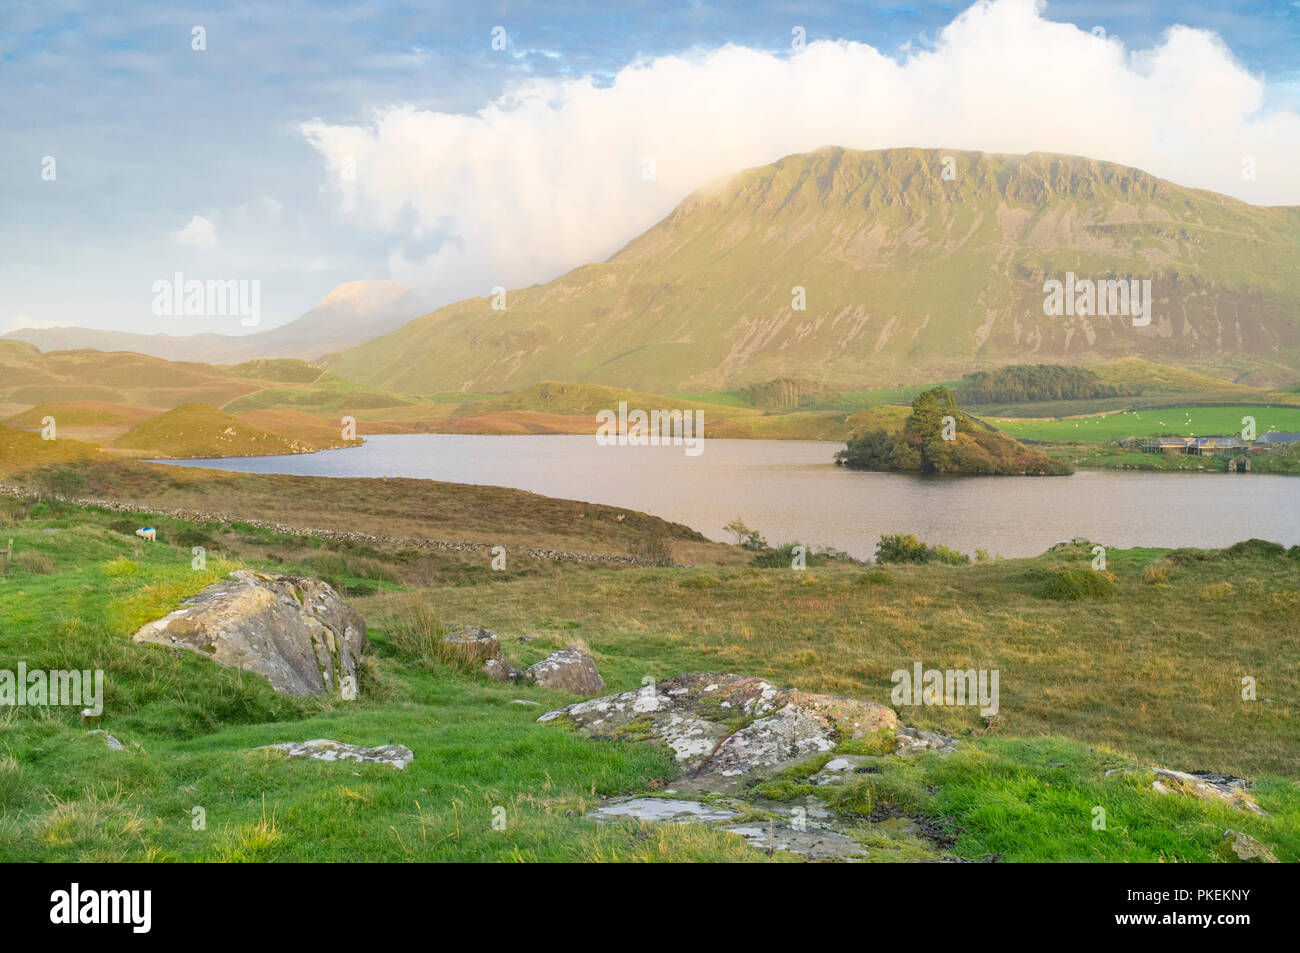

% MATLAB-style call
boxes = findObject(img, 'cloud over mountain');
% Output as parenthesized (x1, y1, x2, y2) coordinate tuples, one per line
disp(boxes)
(301, 0, 1300, 299)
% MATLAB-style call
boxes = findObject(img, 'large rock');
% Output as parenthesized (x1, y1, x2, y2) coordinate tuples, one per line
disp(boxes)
(525, 646, 606, 695)
(132, 570, 368, 697)
(1150, 768, 1267, 816)
(540, 673, 898, 791)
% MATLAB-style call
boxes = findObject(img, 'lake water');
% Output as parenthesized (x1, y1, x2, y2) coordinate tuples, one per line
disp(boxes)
(157, 434, 1300, 559)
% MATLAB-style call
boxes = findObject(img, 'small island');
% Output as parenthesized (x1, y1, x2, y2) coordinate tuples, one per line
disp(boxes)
(834, 387, 1073, 476)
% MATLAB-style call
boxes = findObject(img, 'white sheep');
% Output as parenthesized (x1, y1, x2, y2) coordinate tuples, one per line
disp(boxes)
(135, 527, 157, 542)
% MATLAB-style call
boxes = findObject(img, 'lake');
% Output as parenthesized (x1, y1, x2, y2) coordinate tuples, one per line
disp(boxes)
(156, 434, 1300, 560)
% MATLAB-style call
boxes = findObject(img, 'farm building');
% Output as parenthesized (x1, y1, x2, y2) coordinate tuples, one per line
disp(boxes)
(1256, 432, 1300, 446)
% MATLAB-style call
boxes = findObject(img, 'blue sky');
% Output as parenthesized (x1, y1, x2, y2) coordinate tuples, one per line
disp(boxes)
(3, 0, 1299, 335)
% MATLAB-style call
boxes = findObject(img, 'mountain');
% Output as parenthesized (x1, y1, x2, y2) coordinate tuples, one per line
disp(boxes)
(3, 280, 423, 363)
(326, 148, 1300, 394)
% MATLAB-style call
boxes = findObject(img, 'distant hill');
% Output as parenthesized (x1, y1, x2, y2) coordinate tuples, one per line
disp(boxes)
(110, 403, 359, 458)
(3, 280, 423, 363)
(327, 147, 1300, 395)
(452, 380, 757, 420)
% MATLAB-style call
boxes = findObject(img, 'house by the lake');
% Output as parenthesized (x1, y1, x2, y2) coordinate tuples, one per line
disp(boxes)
(1256, 432, 1300, 446)
(1142, 435, 1249, 455)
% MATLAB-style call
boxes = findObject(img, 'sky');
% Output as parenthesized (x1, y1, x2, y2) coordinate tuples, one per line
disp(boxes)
(3, 0, 1299, 336)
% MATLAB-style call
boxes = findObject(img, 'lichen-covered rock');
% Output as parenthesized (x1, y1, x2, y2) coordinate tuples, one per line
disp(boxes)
(1151, 768, 1267, 816)
(255, 739, 413, 770)
(443, 626, 503, 663)
(1218, 829, 1278, 863)
(484, 656, 525, 683)
(132, 570, 367, 697)
(540, 673, 899, 791)
(444, 626, 527, 682)
(525, 646, 606, 695)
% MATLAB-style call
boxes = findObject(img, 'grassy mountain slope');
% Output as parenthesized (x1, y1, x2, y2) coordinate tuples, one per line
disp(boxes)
(328, 147, 1300, 394)
(454, 380, 758, 419)
(110, 403, 350, 458)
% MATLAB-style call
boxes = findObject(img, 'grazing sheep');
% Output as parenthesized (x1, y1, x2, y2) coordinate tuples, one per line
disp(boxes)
(135, 527, 157, 542)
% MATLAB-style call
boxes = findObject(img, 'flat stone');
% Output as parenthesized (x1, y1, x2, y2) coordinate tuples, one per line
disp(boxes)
(256, 739, 413, 770)
(588, 797, 740, 825)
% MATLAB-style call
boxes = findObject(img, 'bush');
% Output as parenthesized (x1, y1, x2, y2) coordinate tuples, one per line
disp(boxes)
(629, 528, 674, 567)
(854, 570, 892, 585)
(173, 527, 214, 548)
(1222, 539, 1286, 560)
(751, 542, 818, 568)
(874, 534, 969, 565)
(1040, 569, 1115, 600)
(835, 429, 896, 470)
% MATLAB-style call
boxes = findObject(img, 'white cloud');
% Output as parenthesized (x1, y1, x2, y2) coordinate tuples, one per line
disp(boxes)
(300, 0, 1300, 298)
(173, 214, 218, 248)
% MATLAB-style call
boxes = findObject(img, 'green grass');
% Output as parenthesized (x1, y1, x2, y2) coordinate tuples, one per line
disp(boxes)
(1, 499, 1296, 862)
(990, 405, 1300, 443)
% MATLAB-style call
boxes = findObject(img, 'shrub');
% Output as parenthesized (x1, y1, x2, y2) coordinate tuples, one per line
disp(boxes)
(629, 529, 674, 567)
(1040, 569, 1115, 600)
(15, 550, 54, 574)
(835, 429, 896, 470)
(855, 570, 892, 585)
(1222, 539, 1286, 560)
(173, 527, 214, 548)
(875, 534, 970, 566)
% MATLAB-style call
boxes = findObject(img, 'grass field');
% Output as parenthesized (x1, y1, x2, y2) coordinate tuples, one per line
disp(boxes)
(990, 406, 1300, 443)
(0, 491, 1296, 862)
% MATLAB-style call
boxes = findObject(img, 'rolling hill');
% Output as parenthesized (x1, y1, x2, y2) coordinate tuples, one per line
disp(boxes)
(110, 403, 360, 458)
(3, 280, 423, 363)
(326, 147, 1300, 395)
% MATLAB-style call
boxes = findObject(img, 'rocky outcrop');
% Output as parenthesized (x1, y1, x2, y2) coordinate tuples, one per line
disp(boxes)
(525, 646, 605, 695)
(255, 739, 413, 770)
(540, 673, 899, 791)
(132, 570, 367, 698)
(1151, 768, 1267, 816)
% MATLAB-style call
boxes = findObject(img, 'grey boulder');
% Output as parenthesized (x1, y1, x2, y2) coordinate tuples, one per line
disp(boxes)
(132, 570, 368, 698)
(525, 646, 606, 695)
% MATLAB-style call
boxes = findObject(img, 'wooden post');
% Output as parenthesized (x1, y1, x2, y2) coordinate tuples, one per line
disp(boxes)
(2, 538, 11, 575)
